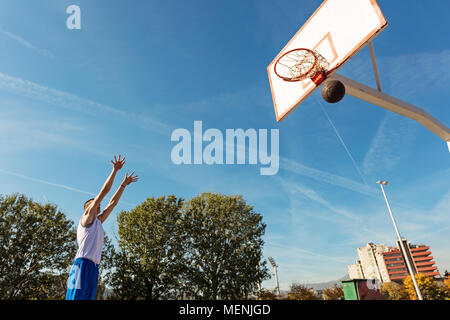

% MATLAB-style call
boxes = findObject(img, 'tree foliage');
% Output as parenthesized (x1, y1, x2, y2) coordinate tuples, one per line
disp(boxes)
(443, 278, 450, 300)
(0, 193, 76, 299)
(403, 274, 448, 300)
(107, 192, 269, 300)
(255, 289, 278, 300)
(95, 235, 115, 300)
(380, 281, 408, 300)
(182, 193, 269, 299)
(286, 283, 320, 300)
(322, 285, 344, 300)
(1, 192, 270, 300)
(106, 195, 186, 299)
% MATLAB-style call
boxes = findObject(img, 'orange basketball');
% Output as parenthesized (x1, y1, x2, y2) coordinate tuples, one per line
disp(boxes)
(321, 80, 345, 103)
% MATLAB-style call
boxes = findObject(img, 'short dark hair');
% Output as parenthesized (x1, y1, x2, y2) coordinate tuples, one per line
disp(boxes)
(84, 198, 95, 210)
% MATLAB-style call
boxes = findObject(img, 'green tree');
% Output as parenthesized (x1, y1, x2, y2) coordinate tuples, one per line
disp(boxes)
(23, 272, 68, 300)
(106, 195, 186, 300)
(380, 281, 408, 300)
(286, 283, 320, 300)
(95, 279, 107, 300)
(95, 236, 115, 300)
(443, 278, 450, 300)
(323, 285, 344, 300)
(0, 193, 76, 300)
(255, 289, 278, 300)
(182, 193, 269, 300)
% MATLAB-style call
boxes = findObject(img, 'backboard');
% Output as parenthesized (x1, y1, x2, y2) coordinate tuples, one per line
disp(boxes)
(267, 0, 388, 121)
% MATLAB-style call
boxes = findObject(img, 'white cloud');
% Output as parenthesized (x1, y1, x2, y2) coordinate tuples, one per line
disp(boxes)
(0, 71, 172, 136)
(0, 27, 53, 58)
(0, 169, 135, 207)
(362, 111, 416, 176)
(0, 169, 95, 196)
(342, 49, 450, 96)
(0, 110, 110, 157)
(280, 157, 377, 197)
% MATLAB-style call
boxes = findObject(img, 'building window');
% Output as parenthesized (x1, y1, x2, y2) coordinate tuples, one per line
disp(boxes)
(391, 273, 409, 277)
(385, 258, 402, 262)
(387, 264, 405, 267)
(389, 268, 407, 272)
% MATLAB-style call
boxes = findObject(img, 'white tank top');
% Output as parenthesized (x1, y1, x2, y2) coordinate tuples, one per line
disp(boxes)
(75, 217, 104, 264)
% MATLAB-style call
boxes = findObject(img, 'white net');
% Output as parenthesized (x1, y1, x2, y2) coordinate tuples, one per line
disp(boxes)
(275, 49, 329, 82)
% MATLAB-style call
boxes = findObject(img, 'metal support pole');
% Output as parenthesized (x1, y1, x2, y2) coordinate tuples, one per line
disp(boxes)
(377, 181, 423, 300)
(330, 73, 450, 151)
(368, 41, 382, 92)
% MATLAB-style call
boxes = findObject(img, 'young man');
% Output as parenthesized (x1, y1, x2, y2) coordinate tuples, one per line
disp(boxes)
(66, 155, 138, 300)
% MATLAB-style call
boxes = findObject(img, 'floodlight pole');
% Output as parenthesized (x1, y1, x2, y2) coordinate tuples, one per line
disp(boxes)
(376, 180, 423, 300)
(268, 257, 280, 297)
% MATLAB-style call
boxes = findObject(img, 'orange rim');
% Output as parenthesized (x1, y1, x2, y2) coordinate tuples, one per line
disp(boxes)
(274, 48, 318, 82)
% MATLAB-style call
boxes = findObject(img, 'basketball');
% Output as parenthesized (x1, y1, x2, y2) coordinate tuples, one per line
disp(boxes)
(321, 80, 346, 103)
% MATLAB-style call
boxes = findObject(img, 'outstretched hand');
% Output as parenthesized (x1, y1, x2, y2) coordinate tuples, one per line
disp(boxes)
(122, 172, 138, 186)
(111, 155, 126, 171)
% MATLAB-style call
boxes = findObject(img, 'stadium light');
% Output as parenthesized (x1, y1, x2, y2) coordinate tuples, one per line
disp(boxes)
(268, 256, 280, 297)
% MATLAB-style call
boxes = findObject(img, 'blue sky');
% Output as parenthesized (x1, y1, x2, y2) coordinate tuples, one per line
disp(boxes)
(0, 0, 449, 291)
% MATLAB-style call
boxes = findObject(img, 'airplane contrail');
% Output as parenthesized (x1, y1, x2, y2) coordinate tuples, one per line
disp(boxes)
(0, 169, 135, 206)
(0, 169, 95, 196)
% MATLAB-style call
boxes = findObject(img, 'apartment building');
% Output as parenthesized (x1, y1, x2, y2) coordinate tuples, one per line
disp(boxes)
(348, 243, 390, 282)
(348, 240, 440, 283)
(382, 242, 440, 282)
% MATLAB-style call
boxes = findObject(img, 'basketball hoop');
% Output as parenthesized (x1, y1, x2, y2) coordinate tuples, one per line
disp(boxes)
(274, 48, 330, 84)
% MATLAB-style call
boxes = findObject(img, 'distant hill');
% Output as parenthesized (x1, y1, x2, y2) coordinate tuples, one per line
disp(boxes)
(302, 275, 350, 291)
(104, 275, 352, 298)
(278, 275, 350, 295)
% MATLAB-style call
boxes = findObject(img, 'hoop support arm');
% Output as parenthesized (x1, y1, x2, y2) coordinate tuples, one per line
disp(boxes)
(368, 41, 382, 92)
(330, 73, 450, 151)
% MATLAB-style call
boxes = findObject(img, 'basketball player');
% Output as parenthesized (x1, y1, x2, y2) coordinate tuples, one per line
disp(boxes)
(65, 155, 138, 300)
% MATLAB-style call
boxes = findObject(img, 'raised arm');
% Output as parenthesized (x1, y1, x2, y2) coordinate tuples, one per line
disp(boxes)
(98, 171, 139, 224)
(81, 155, 125, 226)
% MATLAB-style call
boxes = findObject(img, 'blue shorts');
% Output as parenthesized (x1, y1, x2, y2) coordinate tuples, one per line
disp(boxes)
(65, 257, 99, 300)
